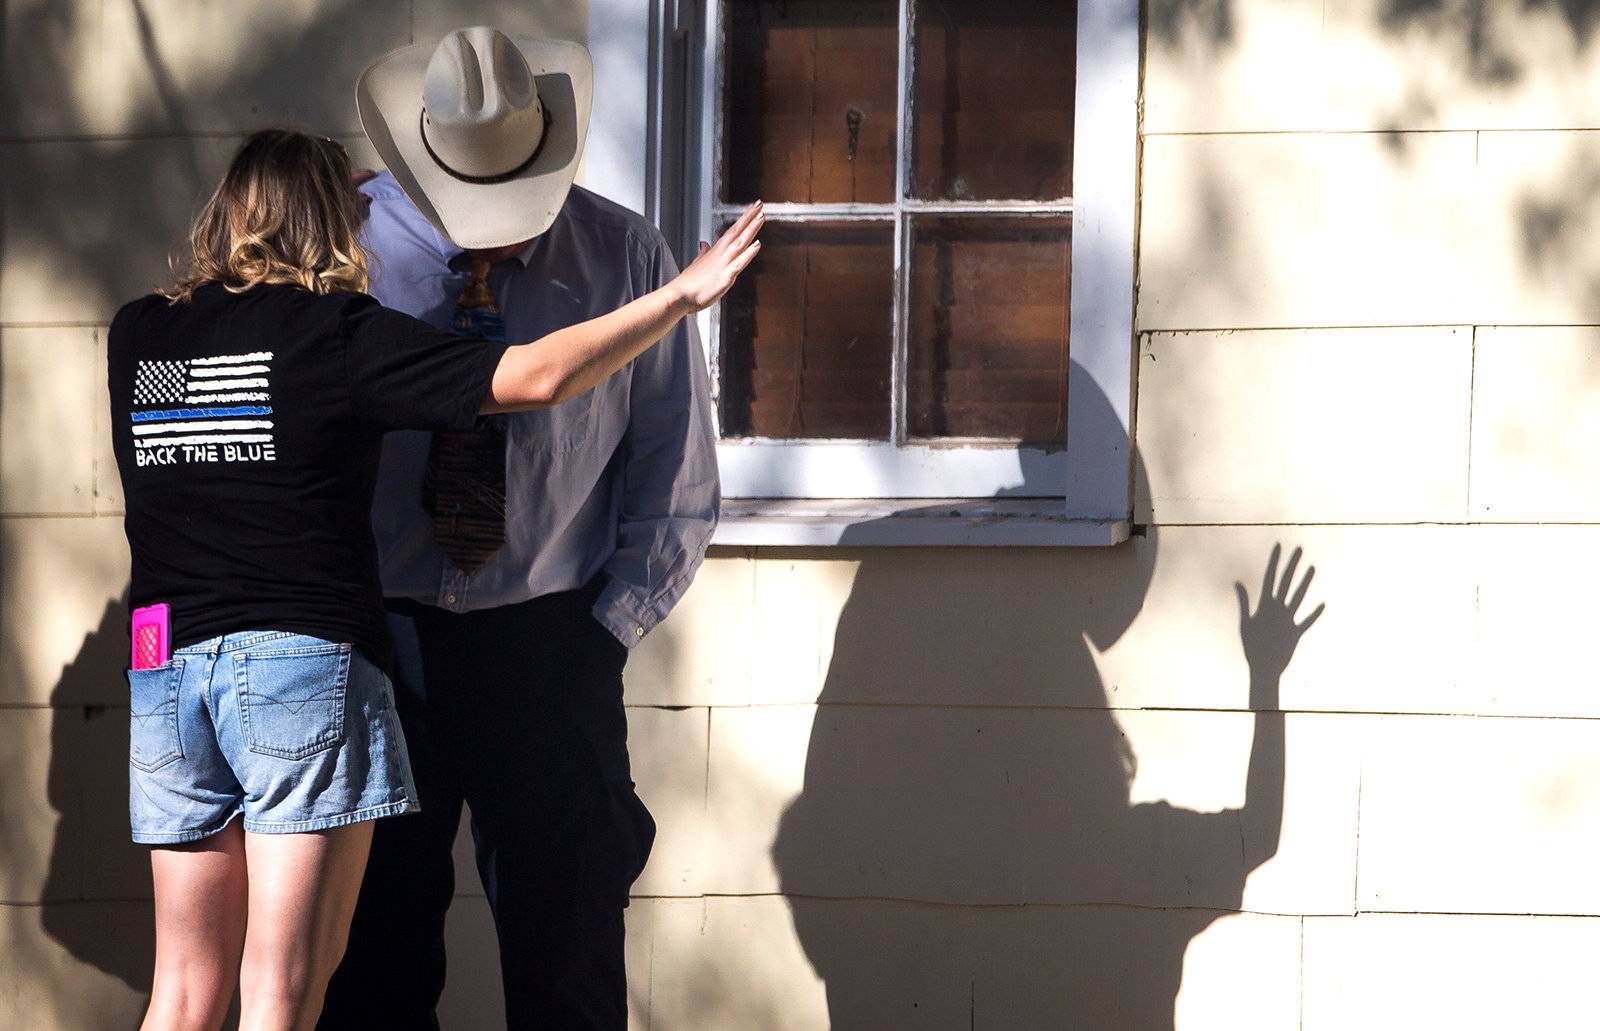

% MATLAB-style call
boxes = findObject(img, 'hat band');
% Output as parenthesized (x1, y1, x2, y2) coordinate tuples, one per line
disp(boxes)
(419, 104, 552, 185)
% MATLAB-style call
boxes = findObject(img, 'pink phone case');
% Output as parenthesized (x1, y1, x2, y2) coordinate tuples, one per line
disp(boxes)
(131, 603, 171, 670)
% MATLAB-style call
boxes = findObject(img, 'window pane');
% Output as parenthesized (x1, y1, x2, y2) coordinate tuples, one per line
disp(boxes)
(911, 0, 1076, 201)
(725, 0, 899, 204)
(721, 222, 894, 439)
(907, 215, 1070, 441)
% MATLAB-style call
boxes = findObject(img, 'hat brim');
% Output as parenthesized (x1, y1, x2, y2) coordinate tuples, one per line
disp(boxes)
(356, 37, 593, 249)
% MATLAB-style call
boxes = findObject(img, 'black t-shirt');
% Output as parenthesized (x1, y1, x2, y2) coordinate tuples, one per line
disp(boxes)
(107, 281, 509, 674)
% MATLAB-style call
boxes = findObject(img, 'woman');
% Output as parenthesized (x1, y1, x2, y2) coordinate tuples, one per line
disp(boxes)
(109, 129, 761, 1031)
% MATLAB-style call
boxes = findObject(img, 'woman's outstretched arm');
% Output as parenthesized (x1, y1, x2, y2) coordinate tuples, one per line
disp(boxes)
(484, 201, 764, 413)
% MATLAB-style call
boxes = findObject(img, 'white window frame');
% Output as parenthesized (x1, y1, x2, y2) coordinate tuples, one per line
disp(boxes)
(595, 0, 1137, 544)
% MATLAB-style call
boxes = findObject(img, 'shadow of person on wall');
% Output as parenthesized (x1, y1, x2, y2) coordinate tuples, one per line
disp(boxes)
(40, 593, 157, 997)
(771, 375, 1324, 1028)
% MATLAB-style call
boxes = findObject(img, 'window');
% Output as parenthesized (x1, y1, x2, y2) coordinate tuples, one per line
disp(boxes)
(662, 0, 1136, 541)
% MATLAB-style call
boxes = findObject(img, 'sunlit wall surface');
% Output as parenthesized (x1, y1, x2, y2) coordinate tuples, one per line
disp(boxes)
(6, 2, 1600, 1029)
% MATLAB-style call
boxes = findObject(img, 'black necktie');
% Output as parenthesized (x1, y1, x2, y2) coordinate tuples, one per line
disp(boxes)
(421, 257, 508, 574)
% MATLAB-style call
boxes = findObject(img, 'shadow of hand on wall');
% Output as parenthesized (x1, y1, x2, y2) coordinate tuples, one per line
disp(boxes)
(1236, 544, 1324, 706)
(770, 376, 1325, 1027)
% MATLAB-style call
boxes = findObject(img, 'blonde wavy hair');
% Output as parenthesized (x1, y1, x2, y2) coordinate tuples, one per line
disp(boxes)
(162, 129, 369, 302)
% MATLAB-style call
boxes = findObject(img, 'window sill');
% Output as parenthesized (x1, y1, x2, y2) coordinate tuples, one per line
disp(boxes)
(712, 498, 1131, 547)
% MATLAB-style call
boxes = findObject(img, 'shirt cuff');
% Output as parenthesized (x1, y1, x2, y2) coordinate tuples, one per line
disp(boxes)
(592, 578, 659, 648)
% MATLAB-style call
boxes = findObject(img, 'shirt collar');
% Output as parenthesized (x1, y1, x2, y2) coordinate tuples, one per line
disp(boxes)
(445, 236, 541, 273)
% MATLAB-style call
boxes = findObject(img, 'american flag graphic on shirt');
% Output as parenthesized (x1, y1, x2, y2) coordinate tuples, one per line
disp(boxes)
(131, 351, 275, 453)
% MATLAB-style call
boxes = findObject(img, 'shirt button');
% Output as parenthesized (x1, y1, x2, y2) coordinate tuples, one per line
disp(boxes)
(634, 626, 645, 638)
(446, 594, 458, 605)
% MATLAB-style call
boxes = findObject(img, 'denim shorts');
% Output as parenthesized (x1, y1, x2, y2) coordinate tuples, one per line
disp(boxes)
(127, 630, 419, 844)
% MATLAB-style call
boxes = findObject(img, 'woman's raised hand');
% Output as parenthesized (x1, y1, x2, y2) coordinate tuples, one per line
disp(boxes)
(487, 202, 765, 412)
(670, 202, 764, 312)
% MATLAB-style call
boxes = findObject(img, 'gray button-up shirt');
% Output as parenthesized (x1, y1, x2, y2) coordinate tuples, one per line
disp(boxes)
(359, 173, 719, 646)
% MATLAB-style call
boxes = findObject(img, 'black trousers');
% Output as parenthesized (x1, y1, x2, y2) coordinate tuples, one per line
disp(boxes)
(319, 583, 656, 1031)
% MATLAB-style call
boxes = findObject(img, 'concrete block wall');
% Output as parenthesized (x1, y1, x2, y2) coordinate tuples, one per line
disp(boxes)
(4, 1, 1598, 1029)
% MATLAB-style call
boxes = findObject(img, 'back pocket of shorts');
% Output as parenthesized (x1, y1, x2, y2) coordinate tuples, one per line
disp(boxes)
(128, 660, 185, 773)
(235, 643, 351, 760)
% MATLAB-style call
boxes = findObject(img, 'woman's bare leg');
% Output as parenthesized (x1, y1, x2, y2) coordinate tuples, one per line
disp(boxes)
(237, 822, 373, 1031)
(144, 820, 248, 1031)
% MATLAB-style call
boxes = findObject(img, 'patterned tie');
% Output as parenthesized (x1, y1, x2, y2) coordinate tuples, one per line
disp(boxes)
(421, 257, 508, 573)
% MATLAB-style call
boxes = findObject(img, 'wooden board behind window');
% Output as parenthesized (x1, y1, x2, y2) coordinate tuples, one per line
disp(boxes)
(721, 222, 894, 439)
(907, 215, 1071, 441)
(912, 0, 1077, 201)
(726, 0, 899, 204)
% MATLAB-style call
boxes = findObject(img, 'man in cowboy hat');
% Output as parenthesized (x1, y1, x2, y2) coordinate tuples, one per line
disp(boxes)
(318, 26, 718, 1030)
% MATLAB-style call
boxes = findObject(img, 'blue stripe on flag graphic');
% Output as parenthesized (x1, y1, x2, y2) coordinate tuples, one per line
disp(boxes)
(131, 405, 272, 423)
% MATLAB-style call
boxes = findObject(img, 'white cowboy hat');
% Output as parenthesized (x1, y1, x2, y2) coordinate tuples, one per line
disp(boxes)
(356, 26, 593, 249)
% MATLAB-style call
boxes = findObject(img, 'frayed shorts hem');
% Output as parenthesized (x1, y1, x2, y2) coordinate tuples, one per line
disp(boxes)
(241, 799, 419, 835)
(131, 807, 244, 845)
(131, 799, 417, 844)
